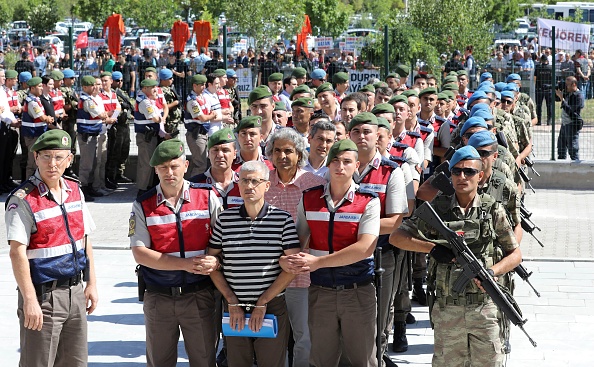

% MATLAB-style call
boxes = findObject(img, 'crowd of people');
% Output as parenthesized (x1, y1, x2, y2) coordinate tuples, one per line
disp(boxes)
(4, 42, 585, 367)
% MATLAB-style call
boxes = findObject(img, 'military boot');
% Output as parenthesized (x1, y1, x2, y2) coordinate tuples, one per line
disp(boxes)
(392, 321, 408, 353)
(412, 277, 427, 306)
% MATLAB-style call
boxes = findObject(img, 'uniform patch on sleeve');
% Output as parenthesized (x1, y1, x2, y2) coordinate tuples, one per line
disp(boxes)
(146, 106, 154, 114)
(128, 212, 136, 237)
(33, 106, 41, 114)
(192, 105, 200, 114)
(7, 203, 18, 211)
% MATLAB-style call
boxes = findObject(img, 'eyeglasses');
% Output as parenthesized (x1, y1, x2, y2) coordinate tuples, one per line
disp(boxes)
(477, 149, 496, 158)
(37, 152, 71, 165)
(501, 99, 513, 105)
(450, 167, 480, 177)
(239, 178, 268, 187)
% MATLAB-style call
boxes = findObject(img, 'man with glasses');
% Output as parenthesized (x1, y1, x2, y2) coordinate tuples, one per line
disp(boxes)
(6, 129, 98, 367)
(390, 145, 521, 367)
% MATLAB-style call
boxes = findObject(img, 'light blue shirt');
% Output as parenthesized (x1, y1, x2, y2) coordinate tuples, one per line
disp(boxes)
(520, 58, 534, 70)
(194, 53, 211, 73)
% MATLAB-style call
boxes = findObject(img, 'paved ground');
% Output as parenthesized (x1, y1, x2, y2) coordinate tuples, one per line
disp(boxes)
(1, 186, 593, 366)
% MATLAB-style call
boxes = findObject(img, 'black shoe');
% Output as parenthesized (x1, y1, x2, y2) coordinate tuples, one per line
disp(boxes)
(383, 353, 399, 367)
(84, 185, 104, 197)
(116, 174, 133, 183)
(105, 178, 119, 190)
(392, 321, 408, 353)
(81, 187, 95, 202)
(406, 312, 416, 325)
(5, 180, 19, 189)
(412, 279, 427, 306)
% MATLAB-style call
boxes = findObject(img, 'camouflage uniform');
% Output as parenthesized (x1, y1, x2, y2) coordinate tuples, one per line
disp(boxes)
(161, 85, 181, 135)
(496, 145, 520, 185)
(512, 105, 532, 153)
(106, 88, 133, 182)
(517, 93, 537, 124)
(493, 157, 514, 182)
(399, 193, 518, 367)
(60, 85, 79, 154)
(494, 109, 520, 158)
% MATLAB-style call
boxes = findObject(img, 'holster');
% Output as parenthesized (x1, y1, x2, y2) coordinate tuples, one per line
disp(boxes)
(136, 265, 146, 302)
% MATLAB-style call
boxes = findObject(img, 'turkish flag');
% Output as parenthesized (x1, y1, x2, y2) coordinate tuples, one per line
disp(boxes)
(76, 31, 88, 49)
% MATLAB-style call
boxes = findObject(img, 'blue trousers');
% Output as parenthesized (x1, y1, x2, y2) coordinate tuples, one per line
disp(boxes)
(557, 123, 580, 160)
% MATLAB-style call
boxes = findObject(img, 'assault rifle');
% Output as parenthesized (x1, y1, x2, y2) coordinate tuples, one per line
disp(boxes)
(520, 205, 544, 247)
(415, 202, 537, 347)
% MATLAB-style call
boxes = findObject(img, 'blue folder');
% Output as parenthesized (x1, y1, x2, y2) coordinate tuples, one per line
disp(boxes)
(222, 312, 278, 338)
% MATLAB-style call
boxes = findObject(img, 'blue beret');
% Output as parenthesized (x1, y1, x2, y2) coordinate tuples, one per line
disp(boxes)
(494, 91, 501, 100)
(226, 69, 236, 78)
(477, 86, 495, 94)
(19, 71, 32, 83)
(449, 146, 481, 170)
(467, 131, 497, 149)
(112, 71, 123, 81)
(469, 103, 490, 116)
(311, 68, 326, 80)
(460, 116, 487, 135)
(62, 69, 76, 78)
(478, 80, 494, 89)
(472, 109, 494, 122)
(467, 91, 489, 106)
(479, 72, 493, 83)
(506, 73, 521, 82)
(501, 91, 515, 100)
(504, 83, 519, 92)
(159, 68, 173, 80)
(494, 82, 506, 92)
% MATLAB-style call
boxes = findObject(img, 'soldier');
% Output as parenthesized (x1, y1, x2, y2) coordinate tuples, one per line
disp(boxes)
(231, 116, 274, 172)
(272, 101, 289, 127)
(533, 55, 553, 126)
(316, 82, 339, 121)
(332, 72, 349, 104)
(500, 90, 532, 166)
(18, 71, 33, 181)
(213, 69, 235, 128)
(60, 69, 79, 177)
(106, 71, 134, 186)
(391, 146, 522, 367)
(158, 68, 181, 138)
(96, 73, 121, 194)
(223, 69, 241, 124)
(506, 74, 537, 126)
(1, 70, 21, 191)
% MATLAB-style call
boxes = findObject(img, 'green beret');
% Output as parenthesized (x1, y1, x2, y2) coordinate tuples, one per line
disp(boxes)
(212, 69, 226, 77)
(395, 64, 410, 77)
(443, 90, 457, 100)
(332, 72, 349, 84)
(99, 71, 112, 78)
(274, 101, 287, 111)
(291, 97, 315, 108)
(30, 130, 72, 152)
(448, 71, 458, 77)
(291, 67, 307, 78)
(145, 67, 157, 74)
(388, 95, 408, 105)
(208, 128, 236, 149)
(457, 70, 468, 77)
(234, 116, 262, 133)
(348, 112, 378, 131)
(437, 92, 449, 101)
(248, 86, 272, 105)
(443, 75, 458, 84)
(5, 70, 18, 79)
(27, 77, 43, 87)
(150, 139, 185, 167)
(289, 84, 311, 100)
(141, 78, 158, 87)
(385, 73, 398, 80)
(360, 84, 375, 93)
(50, 70, 64, 80)
(80, 75, 95, 87)
(371, 103, 395, 115)
(326, 139, 358, 166)
(377, 116, 391, 131)
(315, 82, 333, 97)
(441, 83, 459, 92)
(268, 73, 283, 82)
(401, 89, 418, 98)
(418, 87, 438, 98)
(373, 81, 388, 89)
(191, 74, 207, 85)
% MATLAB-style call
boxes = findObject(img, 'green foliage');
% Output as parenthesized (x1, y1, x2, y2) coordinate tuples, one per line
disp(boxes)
(485, 0, 525, 31)
(0, 0, 13, 26)
(27, 0, 60, 36)
(305, 0, 352, 37)
(527, 5, 588, 24)
(4, 51, 18, 68)
(128, 0, 177, 31)
(342, 0, 404, 24)
(72, 0, 129, 28)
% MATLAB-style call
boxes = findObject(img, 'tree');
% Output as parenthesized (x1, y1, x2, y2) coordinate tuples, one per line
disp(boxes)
(485, 0, 526, 31)
(0, 0, 13, 26)
(305, 0, 352, 37)
(27, 0, 60, 36)
(73, 0, 129, 28)
(127, 0, 177, 31)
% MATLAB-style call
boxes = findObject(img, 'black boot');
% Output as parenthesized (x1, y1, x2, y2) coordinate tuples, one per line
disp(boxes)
(81, 186, 95, 202)
(412, 278, 427, 306)
(406, 312, 416, 324)
(392, 321, 408, 353)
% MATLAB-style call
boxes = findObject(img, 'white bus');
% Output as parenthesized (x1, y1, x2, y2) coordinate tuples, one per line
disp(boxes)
(524, 2, 594, 23)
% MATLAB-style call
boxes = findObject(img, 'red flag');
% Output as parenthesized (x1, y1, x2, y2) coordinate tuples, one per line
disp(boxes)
(76, 31, 88, 49)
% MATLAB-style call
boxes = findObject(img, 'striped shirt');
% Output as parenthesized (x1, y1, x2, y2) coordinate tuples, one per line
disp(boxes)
(208, 202, 300, 303)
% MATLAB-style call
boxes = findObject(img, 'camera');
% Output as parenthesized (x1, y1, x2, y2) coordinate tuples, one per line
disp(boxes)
(556, 80, 566, 91)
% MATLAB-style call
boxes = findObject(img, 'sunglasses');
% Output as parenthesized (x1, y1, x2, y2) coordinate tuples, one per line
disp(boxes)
(451, 167, 480, 177)
(477, 149, 496, 158)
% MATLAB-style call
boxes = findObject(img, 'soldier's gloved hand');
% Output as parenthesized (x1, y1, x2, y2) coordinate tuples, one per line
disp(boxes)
(430, 245, 455, 264)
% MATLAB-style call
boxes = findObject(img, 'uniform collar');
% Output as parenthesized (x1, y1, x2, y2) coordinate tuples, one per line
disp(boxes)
(31, 170, 72, 197)
(355, 150, 382, 182)
(322, 181, 358, 203)
(451, 193, 481, 212)
(155, 180, 191, 206)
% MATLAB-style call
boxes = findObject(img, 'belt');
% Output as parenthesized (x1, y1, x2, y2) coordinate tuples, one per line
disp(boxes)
(443, 292, 486, 306)
(146, 280, 213, 296)
(313, 278, 373, 291)
(34, 274, 82, 296)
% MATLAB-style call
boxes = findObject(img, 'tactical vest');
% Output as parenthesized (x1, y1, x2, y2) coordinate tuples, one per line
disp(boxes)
(191, 172, 243, 210)
(21, 95, 47, 137)
(421, 194, 498, 306)
(100, 90, 118, 112)
(134, 93, 161, 133)
(183, 91, 209, 130)
(9, 178, 87, 284)
(139, 184, 212, 287)
(303, 185, 377, 287)
(49, 89, 65, 116)
(5, 87, 20, 108)
(76, 93, 103, 135)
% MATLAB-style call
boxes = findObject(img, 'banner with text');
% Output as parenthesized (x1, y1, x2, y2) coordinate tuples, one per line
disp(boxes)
(537, 18, 590, 53)
(348, 69, 381, 93)
(87, 38, 106, 51)
(236, 68, 253, 99)
(140, 36, 159, 50)
(315, 37, 333, 50)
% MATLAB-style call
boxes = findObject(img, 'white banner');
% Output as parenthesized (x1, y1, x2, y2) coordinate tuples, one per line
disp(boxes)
(537, 18, 590, 53)
(140, 36, 159, 50)
(315, 37, 333, 50)
(343, 37, 364, 52)
(87, 38, 106, 51)
(348, 69, 381, 93)
(236, 68, 253, 99)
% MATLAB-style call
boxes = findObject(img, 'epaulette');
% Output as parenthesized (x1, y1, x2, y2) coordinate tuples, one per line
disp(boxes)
(435, 116, 447, 123)
(420, 126, 433, 133)
(392, 141, 409, 149)
(406, 131, 421, 138)
(189, 182, 212, 190)
(357, 187, 379, 198)
(389, 155, 407, 165)
(380, 156, 400, 169)
(5, 181, 35, 208)
(303, 184, 324, 193)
